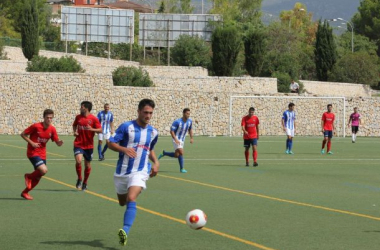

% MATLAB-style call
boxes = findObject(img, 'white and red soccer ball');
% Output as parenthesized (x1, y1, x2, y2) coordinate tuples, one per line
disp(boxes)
(186, 209, 207, 230)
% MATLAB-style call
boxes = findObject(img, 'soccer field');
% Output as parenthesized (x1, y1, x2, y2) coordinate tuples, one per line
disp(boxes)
(1, 135, 380, 250)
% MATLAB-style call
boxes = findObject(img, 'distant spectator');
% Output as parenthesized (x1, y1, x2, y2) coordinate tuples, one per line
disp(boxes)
(290, 80, 299, 94)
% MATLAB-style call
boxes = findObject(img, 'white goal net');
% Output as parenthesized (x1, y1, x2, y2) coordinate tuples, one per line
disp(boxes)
(229, 96, 346, 137)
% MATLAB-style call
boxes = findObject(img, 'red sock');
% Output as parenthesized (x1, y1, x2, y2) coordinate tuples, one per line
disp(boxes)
(83, 167, 91, 184)
(322, 140, 326, 149)
(253, 151, 258, 162)
(76, 163, 82, 180)
(327, 141, 331, 152)
(244, 151, 249, 163)
(30, 169, 42, 181)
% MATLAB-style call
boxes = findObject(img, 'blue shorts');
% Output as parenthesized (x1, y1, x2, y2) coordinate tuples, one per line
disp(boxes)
(244, 139, 258, 148)
(74, 147, 93, 162)
(29, 156, 46, 170)
(323, 130, 333, 138)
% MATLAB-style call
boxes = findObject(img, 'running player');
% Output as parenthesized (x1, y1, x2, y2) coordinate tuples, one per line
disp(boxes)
(321, 104, 335, 154)
(97, 103, 114, 160)
(158, 108, 194, 173)
(282, 103, 296, 154)
(21, 109, 63, 200)
(108, 99, 159, 246)
(73, 101, 102, 191)
(347, 107, 361, 143)
(241, 107, 260, 167)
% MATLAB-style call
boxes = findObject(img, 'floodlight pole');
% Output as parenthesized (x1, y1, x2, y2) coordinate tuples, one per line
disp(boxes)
(143, 17, 146, 61)
(85, 14, 88, 56)
(65, 14, 68, 54)
(107, 16, 111, 60)
(167, 19, 170, 66)
(129, 16, 133, 61)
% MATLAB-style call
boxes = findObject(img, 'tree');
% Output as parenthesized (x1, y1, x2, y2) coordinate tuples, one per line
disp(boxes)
(211, 25, 241, 76)
(244, 26, 267, 76)
(179, 0, 194, 14)
(352, 0, 380, 56)
(158, 1, 165, 13)
(329, 52, 380, 86)
(209, 0, 262, 25)
(314, 20, 337, 81)
(171, 35, 210, 67)
(21, 0, 39, 61)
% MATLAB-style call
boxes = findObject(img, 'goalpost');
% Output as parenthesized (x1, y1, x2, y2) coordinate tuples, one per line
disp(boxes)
(229, 96, 346, 137)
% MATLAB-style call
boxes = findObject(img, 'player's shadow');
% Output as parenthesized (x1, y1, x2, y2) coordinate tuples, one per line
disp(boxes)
(41, 239, 118, 250)
(0, 198, 25, 201)
(363, 230, 380, 233)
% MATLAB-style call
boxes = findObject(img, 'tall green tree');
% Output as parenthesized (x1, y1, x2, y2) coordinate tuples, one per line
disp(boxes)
(244, 26, 267, 76)
(21, 0, 39, 61)
(158, 1, 165, 13)
(211, 25, 241, 76)
(314, 20, 337, 81)
(352, 0, 380, 56)
(210, 0, 262, 24)
(179, 0, 194, 14)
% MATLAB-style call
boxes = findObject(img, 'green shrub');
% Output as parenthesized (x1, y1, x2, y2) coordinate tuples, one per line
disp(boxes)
(112, 66, 153, 87)
(26, 55, 84, 72)
(171, 35, 211, 67)
(0, 39, 8, 60)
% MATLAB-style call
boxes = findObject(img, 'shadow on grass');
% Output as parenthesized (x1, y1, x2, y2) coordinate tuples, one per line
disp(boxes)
(0, 197, 25, 200)
(41, 239, 118, 250)
(363, 230, 380, 233)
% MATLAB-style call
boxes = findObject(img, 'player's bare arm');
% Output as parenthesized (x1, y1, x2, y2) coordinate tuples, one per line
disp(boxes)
(170, 130, 180, 145)
(149, 150, 159, 178)
(281, 119, 286, 132)
(55, 139, 64, 147)
(73, 125, 79, 136)
(241, 126, 248, 135)
(85, 124, 102, 133)
(256, 125, 260, 140)
(321, 120, 325, 133)
(189, 129, 194, 144)
(108, 142, 137, 158)
(21, 131, 40, 148)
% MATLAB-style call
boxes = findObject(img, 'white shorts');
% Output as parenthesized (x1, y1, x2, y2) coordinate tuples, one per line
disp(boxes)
(114, 172, 149, 194)
(98, 132, 111, 141)
(172, 139, 184, 150)
(286, 128, 295, 137)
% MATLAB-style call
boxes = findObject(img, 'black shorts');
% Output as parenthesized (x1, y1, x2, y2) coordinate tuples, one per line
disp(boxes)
(352, 126, 359, 133)
(244, 139, 258, 148)
(29, 157, 46, 170)
(74, 147, 93, 162)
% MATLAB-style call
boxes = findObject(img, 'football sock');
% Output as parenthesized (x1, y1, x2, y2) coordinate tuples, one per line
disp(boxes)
(286, 139, 289, 150)
(101, 144, 108, 155)
(253, 150, 258, 162)
(30, 170, 43, 190)
(123, 202, 137, 235)
(83, 167, 91, 184)
(327, 141, 331, 152)
(178, 155, 184, 170)
(352, 134, 355, 141)
(245, 151, 249, 163)
(76, 163, 82, 181)
(98, 144, 102, 157)
(322, 140, 326, 149)
(163, 151, 175, 157)
(289, 139, 293, 151)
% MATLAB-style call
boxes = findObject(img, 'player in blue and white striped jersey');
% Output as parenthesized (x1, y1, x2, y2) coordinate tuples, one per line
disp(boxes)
(97, 103, 114, 161)
(108, 99, 159, 246)
(158, 108, 194, 173)
(282, 103, 296, 154)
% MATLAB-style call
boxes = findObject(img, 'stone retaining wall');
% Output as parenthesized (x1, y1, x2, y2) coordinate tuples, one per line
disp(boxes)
(1, 72, 379, 136)
(302, 80, 372, 98)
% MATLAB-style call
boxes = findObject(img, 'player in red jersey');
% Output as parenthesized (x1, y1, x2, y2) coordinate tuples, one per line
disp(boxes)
(73, 101, 102, 191)
(321, 104, 335, 154)
(21, 109, 63, 200)
(241, 107, 260, 167)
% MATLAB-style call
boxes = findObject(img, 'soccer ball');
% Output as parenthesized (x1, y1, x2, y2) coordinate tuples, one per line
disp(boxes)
(185, 209, 207, 230)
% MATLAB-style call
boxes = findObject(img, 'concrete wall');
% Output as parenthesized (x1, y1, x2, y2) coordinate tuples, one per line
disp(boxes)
(1, 72, 379, 137)
(302, 80, 372, 98)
